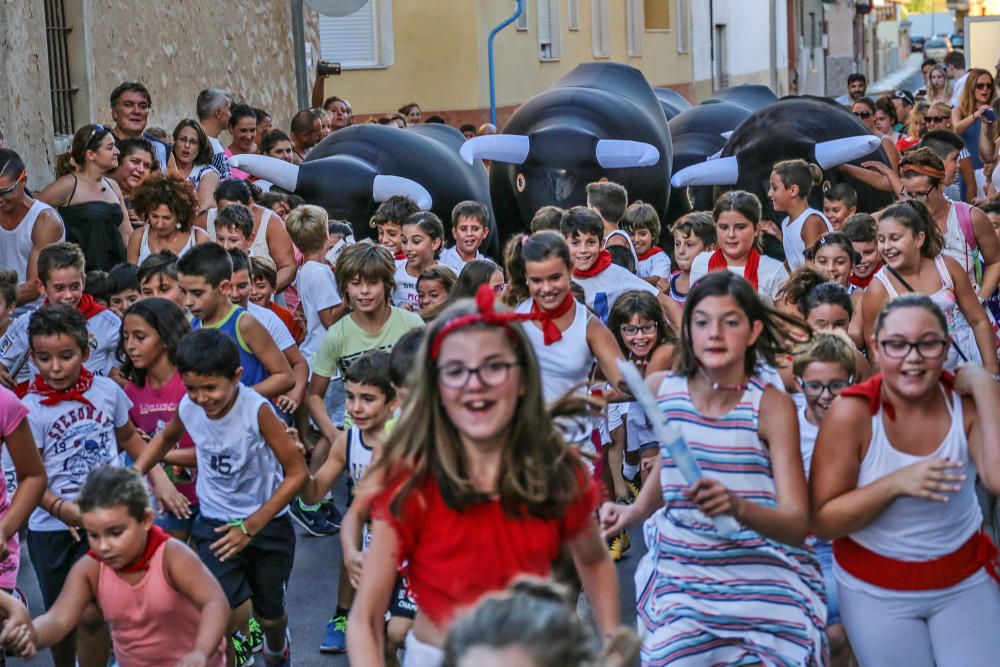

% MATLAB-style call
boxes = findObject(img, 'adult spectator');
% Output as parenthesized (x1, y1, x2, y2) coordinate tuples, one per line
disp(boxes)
(322, 96, 352, 131)
(198, 178, 296, 291)
(398, 103, 421, 125)
(224, 104, 258, 181)
(946, 51, 970, 108)
(316, 109, 334, 140)
(925, 64, 952, 105)
(921, 57, 938, 83)
(477, 123, 497, 136)
(107, 82, 171, 172)
(37, 124, 129, 272)
(952, 67, 995, 191)
(848, 97, 900, 170)
(290, 109, 322, 164)
(254, 107, 272, 149)
(0, 149, 65, 314)
(109, 137, 159, 229)
(834, 73, 867, 106)
(195, 88, 232, 179)
(460, 123, 477, 139)
(126, 174, 209, 264)
(891, 90, 914, 132)
(169, 119, 220, 213)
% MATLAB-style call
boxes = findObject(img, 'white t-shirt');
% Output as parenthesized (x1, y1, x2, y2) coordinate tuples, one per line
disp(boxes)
(636, 248, 672, 280)
(295, 260, 342, 361)
(178, 386, 285, 522)
(689, 251, 790, 304)
(0, 308, 121, 385)
(25, 376, 131, 531)
(247, 302, 294, 352)
(950, 71, 970, 108)
(392, 260, 420, 311)
(574, 263, 658, 323)
(439, 246, 483, 273)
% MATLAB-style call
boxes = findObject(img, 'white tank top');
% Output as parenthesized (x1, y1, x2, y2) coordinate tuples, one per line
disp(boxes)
(345, 425, 374, 491)
(781, 207, 832, 270)
(137, 226, 198, 265)
(604, 229, 638, 266)
(207, 207, 273, 260)
(942, 201, 975, 284)
(178, 386, 287, 521)
(797, 405, 819, 479)
(0, 200, 62, 315)
(515, 298, 595, 403)
(850, 388, 981, 561)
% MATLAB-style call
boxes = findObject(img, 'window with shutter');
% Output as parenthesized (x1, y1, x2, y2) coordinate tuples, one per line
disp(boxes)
(591, 0, 610, 57)
(517, 1, 529, 30)
(568, 0, 580, 30)
(627, 0, 643, 57)
(318, 0, 394, 69)
(538, 0, 561, 60)
(676, 0, 690, 53)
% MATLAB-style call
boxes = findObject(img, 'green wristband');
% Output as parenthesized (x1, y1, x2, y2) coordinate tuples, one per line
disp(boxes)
(227, 519, 253, 538)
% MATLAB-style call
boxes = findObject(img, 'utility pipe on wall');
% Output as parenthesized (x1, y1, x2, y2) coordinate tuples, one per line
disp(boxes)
(488, 0, 524, 127)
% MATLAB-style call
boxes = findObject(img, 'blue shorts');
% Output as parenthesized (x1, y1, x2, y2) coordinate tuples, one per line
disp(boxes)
(814, 539, 841, 625)
(155, 503, 200, 535)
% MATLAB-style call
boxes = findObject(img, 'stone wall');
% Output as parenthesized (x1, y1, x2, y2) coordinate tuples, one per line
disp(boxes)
(826, 55, 857, 99)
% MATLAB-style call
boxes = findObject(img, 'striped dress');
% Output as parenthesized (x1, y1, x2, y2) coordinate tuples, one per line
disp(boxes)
(635, 374, 827, 666)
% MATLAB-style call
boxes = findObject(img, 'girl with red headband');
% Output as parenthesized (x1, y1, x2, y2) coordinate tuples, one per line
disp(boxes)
(346, 284, 621, 666)
(811, 295, 1000, 666)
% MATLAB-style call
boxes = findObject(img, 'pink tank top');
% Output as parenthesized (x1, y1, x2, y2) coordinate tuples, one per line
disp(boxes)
(96, 543, 226, 667)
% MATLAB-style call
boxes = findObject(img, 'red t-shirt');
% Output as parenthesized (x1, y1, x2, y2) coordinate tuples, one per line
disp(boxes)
(265, 301, 304, 345)
(371, 466, 599, 627)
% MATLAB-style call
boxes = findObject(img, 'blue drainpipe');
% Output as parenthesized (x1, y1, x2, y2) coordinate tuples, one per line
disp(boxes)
(488, 0, 524, 126)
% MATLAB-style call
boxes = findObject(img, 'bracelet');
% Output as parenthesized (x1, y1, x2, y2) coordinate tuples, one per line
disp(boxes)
(53, 499, 64, 520)
(227, 519, 253, 538)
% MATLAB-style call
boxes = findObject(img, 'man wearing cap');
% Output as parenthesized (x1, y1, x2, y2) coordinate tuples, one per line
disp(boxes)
(891, 90, 915, 133)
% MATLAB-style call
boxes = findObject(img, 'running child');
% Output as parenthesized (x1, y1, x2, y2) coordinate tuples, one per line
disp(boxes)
(348, 286, 622, 665)
(22, 304, 178, 667)
(0, 242, 121, 392)
(137, 250, 185, 309)
(621, 200, 671, 285)
(822, 183, 857, 232)
(689, 191, 790, 304)
(249, 256, 304, 344)
(842, 213, 881, 289)
(394, 212, 452, 312)
(371, 195, 420, 262)
(2, 466, 230, 666)
(600, 271, 827, 666)
(805, 232, 865, 343)
(586, 181, 637, 265)
(176, 242, 295, 398)
(106, 263, 141, 317)
(439, 201, 489, 272)
(285, 205, 346, 361)
(417, 266, 456, 320)
(529, 205, 564, 234)
(666, 211, 715, 304)
(134, 329, 309, 667)
(810, 296, 1000, 666)
(448, 259, 504, 302)
(768, 159, 833, 269)
(791, 332, 856, 667)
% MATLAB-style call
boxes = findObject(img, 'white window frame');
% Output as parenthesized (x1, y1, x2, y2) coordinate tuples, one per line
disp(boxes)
(516, 0, 529, 30)
(591, 0, 611, 58)
(676, 0, 690, 53)
(568, 0, 580, 30)
(538, 0, 562, 61)
(627, 0, 644, 56)
(317, 0, 395, 70)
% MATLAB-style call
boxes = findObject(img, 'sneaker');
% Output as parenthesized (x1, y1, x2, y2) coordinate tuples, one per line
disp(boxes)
(319, 614, 348, 653)
(609, 531, 631, 562)
(319, 498, 342, 528)
(624, 473, 641, 500)
(290, 500, 339, 536)
(248, 617, 264, 653)
(263, 629, 292, 667)
(231, 631, 254, 667)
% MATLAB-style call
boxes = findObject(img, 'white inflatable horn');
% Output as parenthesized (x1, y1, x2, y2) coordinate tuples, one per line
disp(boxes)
(670, 156, 739, 188)
(595, 140, 660, 168)
(372, 175, 432, 210)
(229, 155, 300, 192)
(459, 135, 530, 165)
(813, 136, 881, 169)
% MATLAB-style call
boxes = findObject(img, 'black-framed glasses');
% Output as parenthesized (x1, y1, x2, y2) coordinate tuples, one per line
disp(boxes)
(900, 187, 935, 201)
(0, 170, 25, 197)
(925, 115, 948, 124)
(437, 360, 519, 389)
(797, 378, 852, 397)
(879, 338, 949, 359)
(854, 110, 873, 120)
(621, 323, 657, 336)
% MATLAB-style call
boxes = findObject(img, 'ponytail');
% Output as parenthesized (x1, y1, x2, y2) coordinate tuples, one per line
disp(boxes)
(502, 231, 571, 308)
(773, 159, 822, 199)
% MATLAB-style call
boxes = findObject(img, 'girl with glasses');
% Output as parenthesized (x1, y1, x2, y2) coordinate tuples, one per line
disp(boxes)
(862, 199, 998, 373)
(600, 271, 827, 666)
(810, 295, 1000, 667)
(347, 285, 623, 666)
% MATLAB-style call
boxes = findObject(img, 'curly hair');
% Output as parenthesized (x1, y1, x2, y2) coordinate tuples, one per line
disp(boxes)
(130, 174, 200, 232)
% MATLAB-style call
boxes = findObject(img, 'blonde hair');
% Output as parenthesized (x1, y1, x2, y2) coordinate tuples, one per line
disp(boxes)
(285, 204, 329, 254)
(792, 330, 856, 378)
(925, 64, 953, 104)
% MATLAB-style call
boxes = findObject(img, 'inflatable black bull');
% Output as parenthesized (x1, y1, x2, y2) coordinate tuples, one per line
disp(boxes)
(705, 84, 779, 112)
(232, 123, 499, 256)
(655, 87, 693, 120)
(461, 62, 672, 247)
(671, 96, 895, 223)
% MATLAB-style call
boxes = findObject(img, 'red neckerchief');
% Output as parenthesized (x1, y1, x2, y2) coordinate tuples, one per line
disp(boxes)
(431, 284, 536, 359)
(637, 246, 664, 261)
(708, 248, 761, 291)
(529, 292, 575, 345)
(840, 372, 955, 420)
(394, 250, 406, 261)
(29, 367, 96, 409)
(850, 262, 882, 289)
(573, 249, 612, 278)
(43, 293, 108, 319)
(88, 525, 170, 573)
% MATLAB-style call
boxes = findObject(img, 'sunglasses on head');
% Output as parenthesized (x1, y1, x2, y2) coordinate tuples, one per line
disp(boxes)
(0, 170, 25, 197)
(853, 110, 872, 119)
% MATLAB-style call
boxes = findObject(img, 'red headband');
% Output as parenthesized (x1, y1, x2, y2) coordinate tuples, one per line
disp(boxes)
(430, 283, 536, 360)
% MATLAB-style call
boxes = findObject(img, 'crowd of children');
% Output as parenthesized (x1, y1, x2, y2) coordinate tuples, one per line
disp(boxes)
(3, 131, 1000, 667)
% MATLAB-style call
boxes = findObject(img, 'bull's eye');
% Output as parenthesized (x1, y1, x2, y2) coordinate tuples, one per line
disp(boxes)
(516, 173, 526, 192)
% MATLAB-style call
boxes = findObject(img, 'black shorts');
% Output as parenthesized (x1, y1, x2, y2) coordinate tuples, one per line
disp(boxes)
(191, 513, 295, 620)
(26, 530, 92, 609)
(389, 574, 417, 620)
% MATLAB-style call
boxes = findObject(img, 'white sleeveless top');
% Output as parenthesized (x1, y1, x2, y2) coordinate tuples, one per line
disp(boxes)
(206, 207, 273, 260)
(0, 200, 63, 315)
(942, 201, 976, 285)
(604, 229, 638, 266)
(178, 386, 286, 521)
(849, 388, 980, 561)
(137, 226, 198, 265)
(781, 207, 832, 270)
(797, 405, 819, 479)
(515, 298, 595, 403)
(345, 425, 374, 490)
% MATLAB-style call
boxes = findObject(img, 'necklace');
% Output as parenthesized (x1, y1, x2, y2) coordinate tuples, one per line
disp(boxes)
(698, 365, 748, 392)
